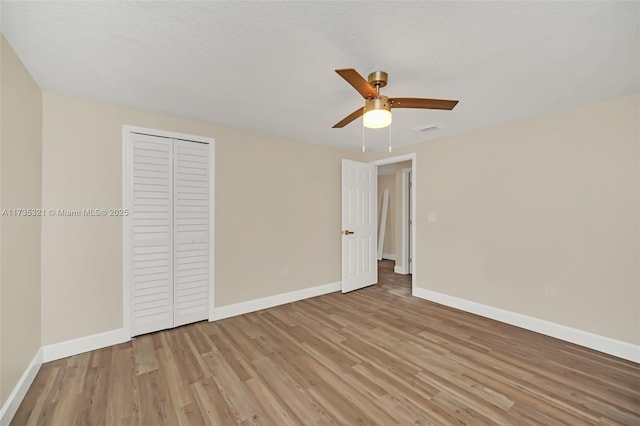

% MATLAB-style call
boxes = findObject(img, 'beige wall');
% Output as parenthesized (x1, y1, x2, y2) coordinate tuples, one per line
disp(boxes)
(377, 174, 395, 257)
(41, 92, 358, 345)
(42, 92, 638, 346)
(0, 35, 43, 405)
(368, 94, 639, 345)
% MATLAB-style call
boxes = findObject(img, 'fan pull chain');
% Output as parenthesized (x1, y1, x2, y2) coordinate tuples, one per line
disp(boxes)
(388, 124, 392, 153)
(362, 110, 366, 152)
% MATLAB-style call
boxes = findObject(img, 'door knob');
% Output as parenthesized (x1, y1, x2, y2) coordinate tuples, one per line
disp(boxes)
(343, 230, 354, 235)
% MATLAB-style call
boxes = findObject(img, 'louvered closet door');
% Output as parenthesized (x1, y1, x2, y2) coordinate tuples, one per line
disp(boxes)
(173, 139, 210, 327)
(131, 133, 174, 336)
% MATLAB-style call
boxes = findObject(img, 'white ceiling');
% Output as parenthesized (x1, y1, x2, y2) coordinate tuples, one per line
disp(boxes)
(2, 1, 638, 152)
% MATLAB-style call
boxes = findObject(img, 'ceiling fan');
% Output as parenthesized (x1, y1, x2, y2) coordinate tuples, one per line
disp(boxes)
(332, 68, 459, 129)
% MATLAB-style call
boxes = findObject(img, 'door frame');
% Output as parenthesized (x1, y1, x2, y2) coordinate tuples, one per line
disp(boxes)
(122, 125, 215, 336)
(370, 153, 416, 295)
(401, 167, 412, 275)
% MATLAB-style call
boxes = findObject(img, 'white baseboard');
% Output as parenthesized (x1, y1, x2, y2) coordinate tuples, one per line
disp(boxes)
(34, 281, 343, 363)
(394, 265, 409, 274)
(41, 328, 130, 363)
(413, 288, 640, 363)
(212, 281, 341, 321)
(0, 348, 43, 426)
(382, 253, 396, 261)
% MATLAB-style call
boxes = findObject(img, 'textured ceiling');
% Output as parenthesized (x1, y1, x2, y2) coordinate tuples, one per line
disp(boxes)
(2, 1, 638, 152)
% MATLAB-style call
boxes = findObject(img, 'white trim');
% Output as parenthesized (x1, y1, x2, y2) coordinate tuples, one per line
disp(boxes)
(0, 348, 43, 426)
(122, 125, 213, 144)
(122, 125, 215, 336)
(371, 153, 415, 166)
(398, 167, 412, 274)
(382, 253, 396, 261)
(410, 159, 415, 281)
(414, 288, 640, 363)
(41, 328, 130, 363)
(212, 281, 341, 321)
(208, 138, 216, 321)
(371, 154, 416, 293)
(394, 265, 408, 274)
(377, 189, 389, 261)
(122, 126, 132, 333)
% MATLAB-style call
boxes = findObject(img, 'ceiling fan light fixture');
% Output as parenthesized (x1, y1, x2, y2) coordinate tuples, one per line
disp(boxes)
(363, 109, 392, 129)
(363, 96, 392, 129)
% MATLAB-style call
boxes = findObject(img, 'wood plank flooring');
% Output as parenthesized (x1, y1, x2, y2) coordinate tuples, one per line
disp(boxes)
(13, 260, 640, 425)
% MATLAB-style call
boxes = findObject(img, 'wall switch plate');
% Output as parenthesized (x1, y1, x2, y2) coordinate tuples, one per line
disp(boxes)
(544, 286, 556, 300)
(427, 213, 438, 223)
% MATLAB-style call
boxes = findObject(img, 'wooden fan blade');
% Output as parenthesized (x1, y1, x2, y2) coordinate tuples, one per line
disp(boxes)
(335, 69, 378, 99)
(332, 108, 364, 128)
(390, 98, 459, 110)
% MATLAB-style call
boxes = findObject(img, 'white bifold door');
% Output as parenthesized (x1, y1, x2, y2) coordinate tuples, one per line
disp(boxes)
(130, 133, 210, 336)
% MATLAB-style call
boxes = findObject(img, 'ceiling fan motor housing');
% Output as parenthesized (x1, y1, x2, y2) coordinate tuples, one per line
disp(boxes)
(364, 95, 391, 113)
(367, 71, 388, 90)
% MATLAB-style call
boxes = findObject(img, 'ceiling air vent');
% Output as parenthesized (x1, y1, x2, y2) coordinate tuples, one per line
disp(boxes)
(412, 123, 442, 132)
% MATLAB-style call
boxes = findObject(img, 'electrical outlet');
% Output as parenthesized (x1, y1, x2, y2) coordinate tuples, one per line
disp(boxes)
(544, 286, 556, 300)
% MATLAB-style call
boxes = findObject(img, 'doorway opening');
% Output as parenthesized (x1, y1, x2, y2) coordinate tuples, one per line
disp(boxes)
(377, 258, 412, 298)
(371, 154, 416, 296)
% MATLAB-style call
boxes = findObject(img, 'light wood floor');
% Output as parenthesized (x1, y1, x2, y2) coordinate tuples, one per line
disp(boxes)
(13, 260, 640, 425)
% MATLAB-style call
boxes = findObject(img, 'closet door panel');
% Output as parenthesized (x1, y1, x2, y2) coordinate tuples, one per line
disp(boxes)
(131, 133, 173, 336)
(173, 140, 210, 326)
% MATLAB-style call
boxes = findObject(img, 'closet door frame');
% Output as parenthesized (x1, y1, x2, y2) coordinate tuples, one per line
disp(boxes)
(122, 125, 215, 336)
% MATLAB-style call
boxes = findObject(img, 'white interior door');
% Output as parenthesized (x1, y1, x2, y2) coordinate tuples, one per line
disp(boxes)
(342, 159, 377, 293)
(131, 133, 174, 336)
(173, 140, 210, 327)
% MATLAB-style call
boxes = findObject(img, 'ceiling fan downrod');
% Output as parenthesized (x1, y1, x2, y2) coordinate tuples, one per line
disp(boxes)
(367, 71, 387, 97)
